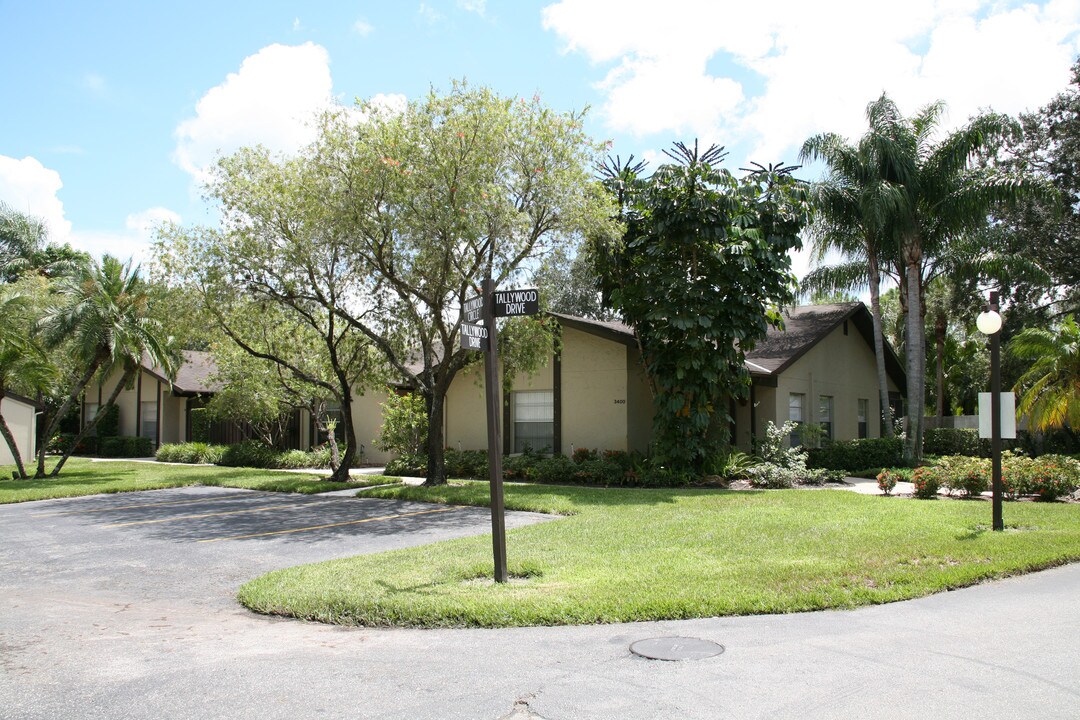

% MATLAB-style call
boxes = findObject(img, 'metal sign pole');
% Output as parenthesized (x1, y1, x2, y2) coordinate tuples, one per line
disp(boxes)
(482, 275, 508, 583)
(990, 291, 1003, 532)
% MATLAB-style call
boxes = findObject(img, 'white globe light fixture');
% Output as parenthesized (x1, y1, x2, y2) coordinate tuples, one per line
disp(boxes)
(976, 309, 1002, 335)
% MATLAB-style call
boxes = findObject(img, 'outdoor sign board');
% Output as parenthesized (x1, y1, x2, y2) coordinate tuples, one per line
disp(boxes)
(492, 288, 539, 317)
(460, 322, 488, 351)
(978, 392, 1017, 439)
(464, 294, 484, 323)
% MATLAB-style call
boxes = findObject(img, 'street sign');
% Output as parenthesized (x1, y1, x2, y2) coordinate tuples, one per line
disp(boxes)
(464, 294, 484, 323)
(492, 288, 539, 317)
(460, 322, 489, 351)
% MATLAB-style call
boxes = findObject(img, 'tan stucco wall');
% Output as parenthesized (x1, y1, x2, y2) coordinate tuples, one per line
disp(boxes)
(444, 364, 500, 452)
(773, 324, 900, 445)
(443, 328, 640, 456)
(0, 397, 37, 466)
(561, 327, 628, 453)
(349, 388, 393, 464)
(625, 346, 653, 453)
(89, 368, 180, 445)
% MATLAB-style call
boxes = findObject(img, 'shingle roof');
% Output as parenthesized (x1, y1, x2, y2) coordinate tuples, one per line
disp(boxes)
(142, 350, 220, 395)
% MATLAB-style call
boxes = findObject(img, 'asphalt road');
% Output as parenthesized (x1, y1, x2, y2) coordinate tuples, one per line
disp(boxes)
(2, 487, 1079, 720)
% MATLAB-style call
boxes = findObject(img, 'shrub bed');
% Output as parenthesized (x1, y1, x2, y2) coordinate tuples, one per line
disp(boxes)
(1003, 453, 1080, 501)
(97, 436, 154, 458)
(156, 442, 227, 464)
(923, 428, 991, 457)
(199, 440, 344, 470)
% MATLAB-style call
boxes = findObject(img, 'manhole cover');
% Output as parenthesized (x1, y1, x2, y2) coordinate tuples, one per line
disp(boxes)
(630, 636, 725, 661)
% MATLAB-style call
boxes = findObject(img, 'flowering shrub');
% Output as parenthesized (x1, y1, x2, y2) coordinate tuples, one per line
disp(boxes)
(934, 456, 990, 498)
(911, 466, 943, 499)
(876, 469, 901, 496)
(1003, 453, 1080, 501)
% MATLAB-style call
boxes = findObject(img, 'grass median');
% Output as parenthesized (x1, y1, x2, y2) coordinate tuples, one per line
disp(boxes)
(0, 457, 399, 504)
(237, 480, 1080, 628)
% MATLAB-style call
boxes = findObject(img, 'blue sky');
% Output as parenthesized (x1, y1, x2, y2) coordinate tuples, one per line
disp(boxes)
(2, 0, 1079, 279)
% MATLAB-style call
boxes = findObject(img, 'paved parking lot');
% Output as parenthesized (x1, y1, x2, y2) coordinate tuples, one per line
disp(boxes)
(2, 487, 1079, 720)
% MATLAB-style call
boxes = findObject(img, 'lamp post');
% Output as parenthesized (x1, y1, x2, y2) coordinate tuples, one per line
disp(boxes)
(976, 291, 1003, 532)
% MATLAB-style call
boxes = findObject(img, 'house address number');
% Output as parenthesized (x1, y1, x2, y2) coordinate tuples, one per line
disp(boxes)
(614, 399, 626, 404)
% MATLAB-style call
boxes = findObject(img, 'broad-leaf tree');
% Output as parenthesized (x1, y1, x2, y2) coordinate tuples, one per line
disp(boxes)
(165, 84, 614, 484)
(595, 142, 811, 477)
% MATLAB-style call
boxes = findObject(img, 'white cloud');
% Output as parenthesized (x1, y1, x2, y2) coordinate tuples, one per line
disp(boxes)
(0, 155, 177, 265)
(457, 0, 486, 15)
(418, 3, 444, 25)
(0, 155, 72, 242)
(69, 207, 181, 266)
(172, 42, 335, 185)
(542, 0, 1080, 163)
(353, 17, 374, 36)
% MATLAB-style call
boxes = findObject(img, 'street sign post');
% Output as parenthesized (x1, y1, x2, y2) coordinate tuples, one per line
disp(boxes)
(460, 322, 488, 351)
(460, 284, 541, 584)
(492, 288, 539, 317)
(464, 294, 484, 324)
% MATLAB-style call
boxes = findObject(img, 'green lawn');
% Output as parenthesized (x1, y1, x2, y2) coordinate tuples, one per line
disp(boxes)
(0, 457, 399, 504)
(238, 480, 1080, 628)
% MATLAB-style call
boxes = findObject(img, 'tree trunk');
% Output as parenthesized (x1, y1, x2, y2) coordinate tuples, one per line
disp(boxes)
(935, 311, 947, 423)
(331, 389, 357, 484)
(35, 357, 103, 478)
(903, 261, 924, 464)
(423, 385, 448, 486)
(868, 265, 894, 438)
(51, 366, 134, 476)
(0, 393, 28, 479)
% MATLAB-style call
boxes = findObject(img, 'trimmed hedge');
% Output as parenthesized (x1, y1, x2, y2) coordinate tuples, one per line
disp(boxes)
(806, 437, 904, 471)
(155, 442, 227, 464)
(213, 440, 342, 470)
(923, 428, 993, 457)
(98, 436, 154, 458)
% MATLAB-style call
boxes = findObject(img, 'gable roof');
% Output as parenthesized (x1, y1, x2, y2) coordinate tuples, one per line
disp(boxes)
(2, 391, 44, 410)
(744, 302, 907, 394)
(555, 303, 907, 395)
(141, 350, 221, 395)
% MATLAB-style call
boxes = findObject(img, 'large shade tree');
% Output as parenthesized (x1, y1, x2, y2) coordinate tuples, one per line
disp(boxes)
(594, 143, 811, 476)
(165, 83, 616, 485)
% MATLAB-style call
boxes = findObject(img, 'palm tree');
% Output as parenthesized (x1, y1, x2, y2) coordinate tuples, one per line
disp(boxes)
(800, 130, 902, 437)
(35, 255, 178, 477)
(1010, 314, 1080, 432)
(807, 94, 1040, 462)
(0, 286, 55, 478)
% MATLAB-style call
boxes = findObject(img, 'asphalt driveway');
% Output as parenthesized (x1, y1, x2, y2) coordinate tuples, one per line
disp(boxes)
(2, 487, 1079, 720)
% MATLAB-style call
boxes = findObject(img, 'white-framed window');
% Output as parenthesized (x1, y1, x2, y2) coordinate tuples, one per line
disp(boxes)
(819, 395, 833, 442)
(140, 400, 158, 440)
(858, 398, 869, 439)
(84, 402, 99, 429)
(788, 393, 805, 446)
(513, 390, 554, 453)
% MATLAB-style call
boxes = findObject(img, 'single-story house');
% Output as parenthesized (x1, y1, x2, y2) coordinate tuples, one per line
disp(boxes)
(84, 350, 394, 463)
(83, 302, 904, 462)
(1, 392, 41, 467)
(442, 302, 906, 454)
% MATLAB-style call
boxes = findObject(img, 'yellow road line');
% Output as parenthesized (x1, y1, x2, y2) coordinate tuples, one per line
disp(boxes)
(103, 501, 328, 528)
(196, 506, 459, 543)
(32, 493, 255, 518)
